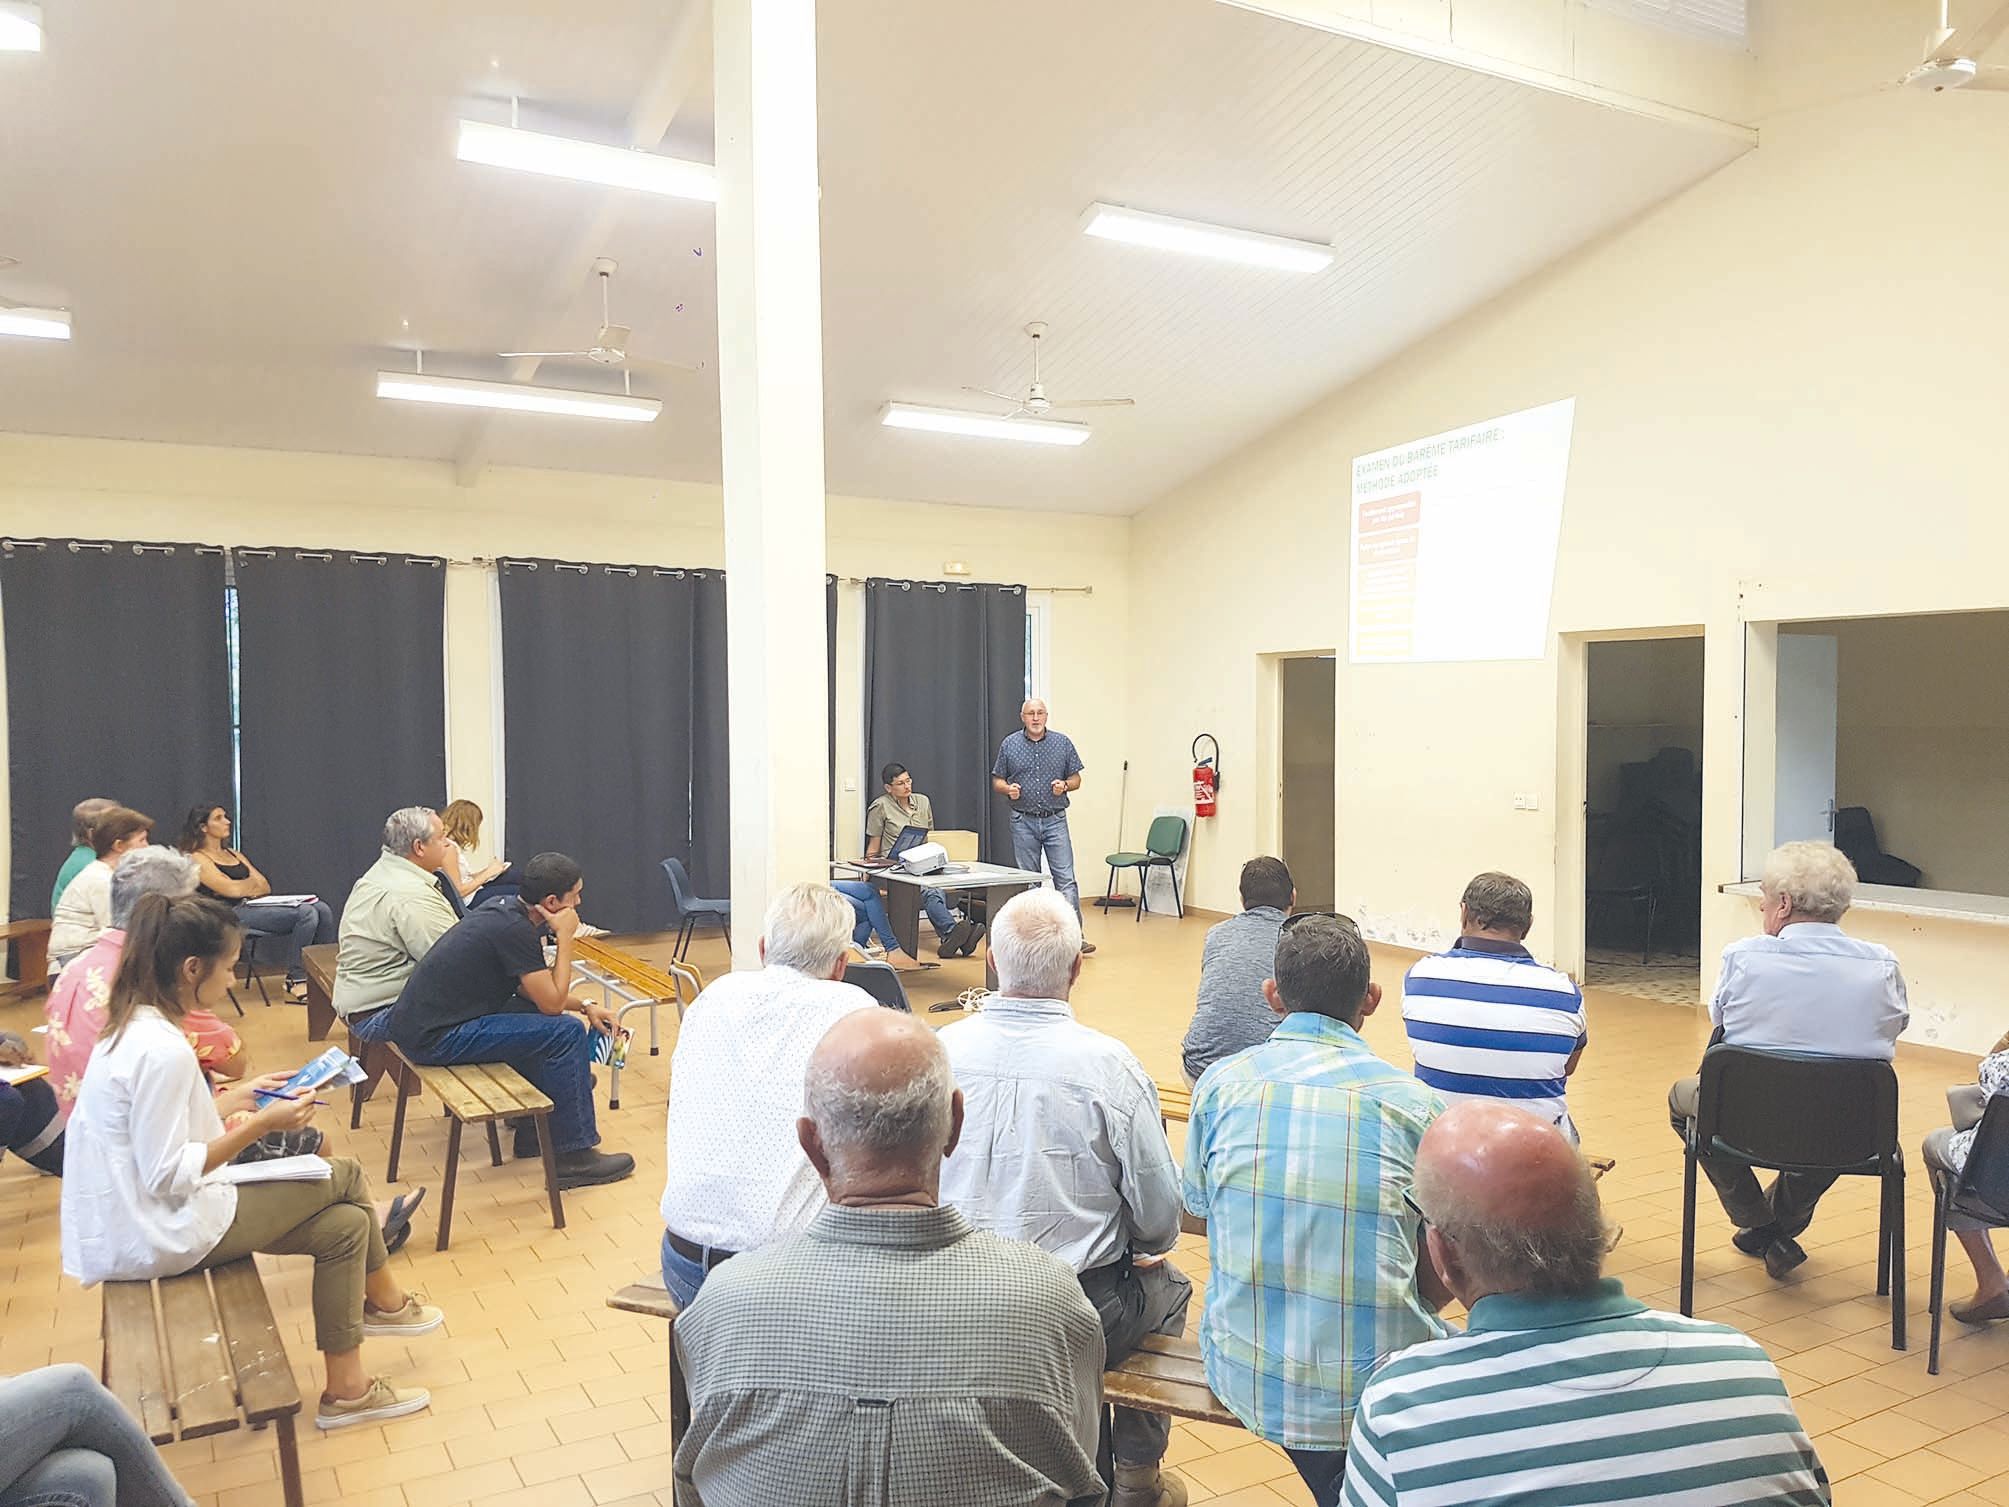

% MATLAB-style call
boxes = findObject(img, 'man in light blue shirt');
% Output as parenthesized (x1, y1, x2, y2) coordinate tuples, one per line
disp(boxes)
(992, 699, 1093, 956)
(1669, 840, 1908, 1279)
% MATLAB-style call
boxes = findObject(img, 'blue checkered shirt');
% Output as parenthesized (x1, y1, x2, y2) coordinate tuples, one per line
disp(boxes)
(1182, 1013, 1448, 1449)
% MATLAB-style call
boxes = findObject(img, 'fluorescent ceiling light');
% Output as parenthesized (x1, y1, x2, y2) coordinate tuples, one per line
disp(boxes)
(880, 402, 1090, 447)
(456, 119, 717, 202)
(1081, 202, 1333, 273)
(376, 371, 660, 423)
(0, 306, 69, 340)
(0, 2, 41, 51)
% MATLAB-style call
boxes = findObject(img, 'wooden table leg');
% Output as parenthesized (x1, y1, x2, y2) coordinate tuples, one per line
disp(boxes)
(276, 1413, 304, 1507)
(435, 1119, 463, 1252)
(386, 1064, 413, 1183)
(536, 1112, 566, 1231)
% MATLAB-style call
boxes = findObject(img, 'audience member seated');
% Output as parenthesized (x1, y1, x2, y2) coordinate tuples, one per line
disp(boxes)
(381, 852, 634, 1189)
(940, 887, 1190, 1507)
(0, 1363, 197, 1507)
(832, 879, 932, 972)
(51, 796, 117, 913)
(1183, 913, 1448, 1507)
(1401, 871, 1588, 1141)
(441, 798, 519, 908)
(1341, 1102, 1828, 1507)
(1179, 855, 1294, 1085)
(49, 806, 154, 970)
(1924, 1029, 2009, 1325)
(47, 847, 246, 1118)
(178, 802, 336, 1003)
(0, 1031, 65, 1176)
(1668, 840, 1908, 1281)
(674, 1007, 1106, 1507)
(60, 894, 444, 1432)
(658, 884, 873, 1306)
(334, 807, 459, 1032)
(864, 761, 978, 957)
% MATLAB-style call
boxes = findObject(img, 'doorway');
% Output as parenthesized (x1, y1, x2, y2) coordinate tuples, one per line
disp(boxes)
(1582, 637, 1703, 1002)
(1278, 656, 1336, 910)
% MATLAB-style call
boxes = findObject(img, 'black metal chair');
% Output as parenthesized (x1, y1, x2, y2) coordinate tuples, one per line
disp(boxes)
(1927, 1095, 2009, 1374)
(226, 931, 274, 1012)
(843, 959, 911, 1013)
(1678, 1043, 1905, 1350)
(660, 857, 730, 962)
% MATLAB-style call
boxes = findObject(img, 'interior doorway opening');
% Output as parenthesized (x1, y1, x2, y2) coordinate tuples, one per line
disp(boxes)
(1278, 656, 1336, 911)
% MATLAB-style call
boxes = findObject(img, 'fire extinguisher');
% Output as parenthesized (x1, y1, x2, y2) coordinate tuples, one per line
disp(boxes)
(1193, 733, 1221, 818)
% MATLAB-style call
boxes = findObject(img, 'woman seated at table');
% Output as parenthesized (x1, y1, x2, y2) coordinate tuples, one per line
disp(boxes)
(176, 802, 335, 1003)
(832, 880, 931, 973)
(441, 799, 519, 908)
(49, 806, 155, 971)
(61, 893, 445, 1431)
(1926, 1031, 2009, 1325)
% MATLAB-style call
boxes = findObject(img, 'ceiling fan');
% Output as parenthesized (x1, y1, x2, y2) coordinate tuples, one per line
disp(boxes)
(499, 257, 704, 375)
(962, 322, 1134, 419)
(1899, 0, 2009, 90)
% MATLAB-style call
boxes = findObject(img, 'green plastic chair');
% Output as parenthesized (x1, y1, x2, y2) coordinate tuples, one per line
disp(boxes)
(1103, 815, 1188, 922)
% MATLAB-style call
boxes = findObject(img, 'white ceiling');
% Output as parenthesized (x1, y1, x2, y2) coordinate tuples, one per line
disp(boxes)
(0, 0, 1748, 515)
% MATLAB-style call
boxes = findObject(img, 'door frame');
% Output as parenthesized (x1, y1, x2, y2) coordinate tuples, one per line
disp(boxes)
(1256, 648, 1339, 900)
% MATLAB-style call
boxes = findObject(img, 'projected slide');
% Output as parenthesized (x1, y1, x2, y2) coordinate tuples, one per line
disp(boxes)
(1349, 398, 1576, 664)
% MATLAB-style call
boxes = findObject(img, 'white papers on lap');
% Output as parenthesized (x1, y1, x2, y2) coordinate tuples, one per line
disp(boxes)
(0, 1064, 49, 1086)
(208, 1155, 333, 1185)
(242, 894, 317, 907)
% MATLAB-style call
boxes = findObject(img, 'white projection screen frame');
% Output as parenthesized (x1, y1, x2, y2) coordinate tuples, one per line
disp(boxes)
(1348, 398, 1577, 664)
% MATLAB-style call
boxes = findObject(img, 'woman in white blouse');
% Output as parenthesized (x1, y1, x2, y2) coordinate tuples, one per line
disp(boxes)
(60, 893, 448, 1432)
(48, 805, 154, 970)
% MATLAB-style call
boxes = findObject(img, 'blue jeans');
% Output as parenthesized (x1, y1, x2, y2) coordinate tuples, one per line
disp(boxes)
(1010, 810, 1080, 917)
(0, 1364, 195, 1507)
(237, 897, 336, 982)
(659, 1228, 724, 1310)
(834, 881, 902, 953)
(1284, 1447, 1346, 1506)
(0, 1078, 64, 1175)
(408, 1011, 599, 1154)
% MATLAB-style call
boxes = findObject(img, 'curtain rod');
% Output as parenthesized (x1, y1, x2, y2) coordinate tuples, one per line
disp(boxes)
(836, 576, 1091, 595)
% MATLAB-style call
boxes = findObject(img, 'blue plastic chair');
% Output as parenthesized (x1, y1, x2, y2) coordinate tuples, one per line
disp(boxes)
(661, 857, 730, 962)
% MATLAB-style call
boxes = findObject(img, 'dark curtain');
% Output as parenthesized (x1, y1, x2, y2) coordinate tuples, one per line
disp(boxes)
(2, 539, 232, 920)
(863, 580, 1026, 863)
(234, 550, 447, 918)
(498, 559, 726, 934)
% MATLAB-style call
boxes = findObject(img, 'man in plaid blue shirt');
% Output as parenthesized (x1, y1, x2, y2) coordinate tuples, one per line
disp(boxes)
(1182, 913, 1449, 1507)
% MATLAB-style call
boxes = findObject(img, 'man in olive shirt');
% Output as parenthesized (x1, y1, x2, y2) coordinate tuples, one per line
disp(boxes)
(863, 762, 978, 958)
(335, 807, 460, 1027)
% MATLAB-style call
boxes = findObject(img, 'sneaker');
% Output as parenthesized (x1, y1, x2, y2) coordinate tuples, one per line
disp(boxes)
(576, 922, 608, 938)
(362, 1292, 445, 1338)
(554, 1148, 636, 1189)
(316, 1377, 431, 1431)
(941, 917, 978, 958)
(1763, 1235, 1808, 1281)
(234, 1127, 325, 1164)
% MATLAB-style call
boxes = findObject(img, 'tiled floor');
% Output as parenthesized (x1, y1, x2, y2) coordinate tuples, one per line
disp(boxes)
(4, 914, 2007, 1506)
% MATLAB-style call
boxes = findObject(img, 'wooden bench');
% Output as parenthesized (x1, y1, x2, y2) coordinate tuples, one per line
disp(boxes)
(1156, 1080, 1191, 1130)
(384, 1046, 563, 1250)
(608, 1282, 689, 1450)
(572, 937, 702, 1107)
(0, 918, 52, 1002)
(301, 943, 337, 1042)
(102, 1259, 304, 1507)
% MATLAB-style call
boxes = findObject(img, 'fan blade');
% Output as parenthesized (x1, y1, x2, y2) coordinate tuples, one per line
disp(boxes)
(1047, 397, 1135, 409)
(963, 386, 1022, 404)
(1947, 0, 2009, 60)
(1965, 64, 2009, 87)
(497, 350, 589, 359)
(627, 354, 707, 374)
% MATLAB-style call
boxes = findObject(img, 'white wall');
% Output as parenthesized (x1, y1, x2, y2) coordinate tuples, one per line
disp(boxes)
(1126, 11, 2009, 1050)
(0, 433, 1131, 915)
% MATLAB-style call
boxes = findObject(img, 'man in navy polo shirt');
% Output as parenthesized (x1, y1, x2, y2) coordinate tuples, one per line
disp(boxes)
(383, 851, 635, 1189)
(992, 698, 1094, 957)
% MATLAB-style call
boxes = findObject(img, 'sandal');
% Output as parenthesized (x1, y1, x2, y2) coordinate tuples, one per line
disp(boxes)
(284, 980, 310, 1004)
(382, 1187, 427, 1255)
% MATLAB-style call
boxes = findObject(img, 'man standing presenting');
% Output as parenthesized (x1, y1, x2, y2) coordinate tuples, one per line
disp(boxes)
(992, 699, 1093, 956)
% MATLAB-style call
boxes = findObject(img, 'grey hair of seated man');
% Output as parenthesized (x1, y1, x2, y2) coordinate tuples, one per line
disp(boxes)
(989, 887, 1083, 1000)
(381, 805, 439, 858)
(1411, 1101, 1612, 1306)
(799, 1008, 964, 1201)
(109, 846, 201, 930)
(761, 883, 858, 977)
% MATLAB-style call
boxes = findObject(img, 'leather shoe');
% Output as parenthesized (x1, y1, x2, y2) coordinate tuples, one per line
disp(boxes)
(1732, 1225, 1778, 1257)
(555, 1148, 635, 1189)
(1763, 1235, 1807, 1280)
(1950, 1290, 2009, 1325)
(1111, 1465, 1187, 1507)
(941, 917, 977, 958)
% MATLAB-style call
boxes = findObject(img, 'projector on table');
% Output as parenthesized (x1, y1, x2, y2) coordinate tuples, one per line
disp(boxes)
(897, 841, 949, 876)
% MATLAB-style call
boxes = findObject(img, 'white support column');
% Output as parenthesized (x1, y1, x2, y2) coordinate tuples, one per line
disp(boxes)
(713, 0, 830, 964)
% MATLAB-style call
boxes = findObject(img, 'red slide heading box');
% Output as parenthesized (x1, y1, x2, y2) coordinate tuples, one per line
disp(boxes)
(1357, 492, 1421, 532)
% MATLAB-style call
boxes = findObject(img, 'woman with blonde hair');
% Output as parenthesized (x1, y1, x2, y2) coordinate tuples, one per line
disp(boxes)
(61, 893, 445, 1431)
(440, 799, 518, 908)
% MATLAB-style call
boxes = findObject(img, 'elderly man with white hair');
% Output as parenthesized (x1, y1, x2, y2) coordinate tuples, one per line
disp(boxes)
(657, 884, 878, 1307)
(335, 806, 460, 1036)
(674, 1007, 1106, 1507)
(1669, 839, 1909, 1280)
(1341, 1102, 1828, 1507)
(939, 888, 1188, 1507)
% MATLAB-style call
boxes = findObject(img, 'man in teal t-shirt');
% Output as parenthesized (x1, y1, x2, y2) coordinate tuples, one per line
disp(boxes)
(50, 798, 115, 912)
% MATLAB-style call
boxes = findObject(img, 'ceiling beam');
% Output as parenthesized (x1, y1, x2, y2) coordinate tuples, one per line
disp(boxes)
(454, 2, 710, 487)
(1216, 0, 1758, 145)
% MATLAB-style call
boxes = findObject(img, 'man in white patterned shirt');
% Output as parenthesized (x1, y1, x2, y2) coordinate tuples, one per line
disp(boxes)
(940, 888, 1190, 1507)
(658, 884, 875, 1305)
(674, 1007, 1106, 1507)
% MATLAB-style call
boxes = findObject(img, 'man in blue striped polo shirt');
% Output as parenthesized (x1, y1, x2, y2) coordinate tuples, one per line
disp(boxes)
(1342, 1102, 1829, 1507)
(1401, 872, 1588, 1141)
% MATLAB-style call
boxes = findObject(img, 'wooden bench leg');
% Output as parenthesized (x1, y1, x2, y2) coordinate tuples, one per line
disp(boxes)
(435, 1118, 463, 1252)
(486, 1121, 503, 1167)
(386, 1062, 414, 1183)
(535, 1111, 565, 1231)
(276, 1413, 304, 1507)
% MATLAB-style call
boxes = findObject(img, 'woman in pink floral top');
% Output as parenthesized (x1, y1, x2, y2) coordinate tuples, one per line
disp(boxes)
(45, 848, 245, 1120)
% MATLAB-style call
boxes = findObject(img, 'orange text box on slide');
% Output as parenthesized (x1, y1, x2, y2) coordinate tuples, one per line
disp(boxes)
(1357, 492, 1421, 533)
(1357, 526, 1419, 565)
